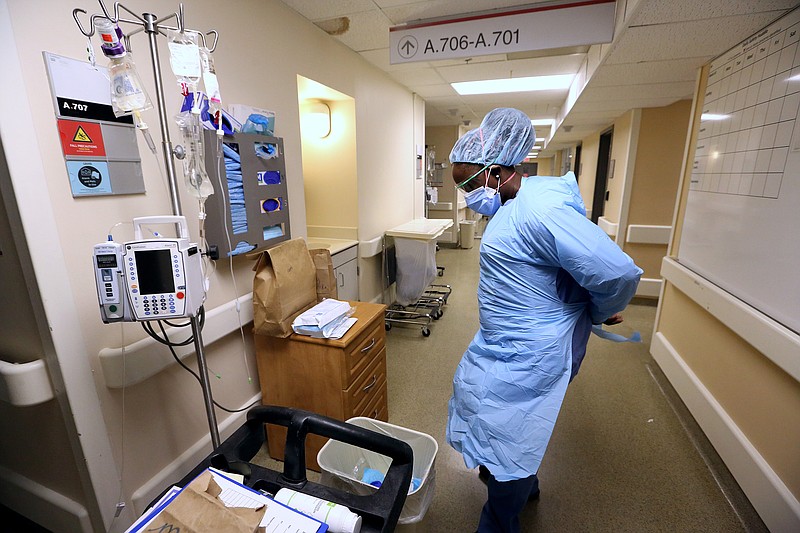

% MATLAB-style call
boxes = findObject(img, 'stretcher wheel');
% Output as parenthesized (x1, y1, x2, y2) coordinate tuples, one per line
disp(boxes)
(432, 310, 442, 320)
(385, 323, 392, 331)
(422, 327, 431, 337)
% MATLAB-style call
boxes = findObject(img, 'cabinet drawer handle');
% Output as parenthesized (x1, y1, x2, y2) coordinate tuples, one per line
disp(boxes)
(362, 375, 377, 393)
(373, 410, 379, 418)
(339, 272, 345, 287)
(360, 338, 376, 353)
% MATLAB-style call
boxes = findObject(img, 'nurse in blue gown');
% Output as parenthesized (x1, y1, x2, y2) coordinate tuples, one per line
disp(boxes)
(446, 108, 642, 533)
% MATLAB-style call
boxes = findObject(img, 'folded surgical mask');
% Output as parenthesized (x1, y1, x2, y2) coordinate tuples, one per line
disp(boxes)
(464, 186, 502, 216)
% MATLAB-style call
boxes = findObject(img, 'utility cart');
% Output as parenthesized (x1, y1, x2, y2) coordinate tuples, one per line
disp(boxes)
(148, 406, 414, 533)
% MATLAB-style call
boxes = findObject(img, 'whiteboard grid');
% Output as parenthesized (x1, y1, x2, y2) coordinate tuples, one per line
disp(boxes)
(691, 17, 800, 199)
(679, 7, 800, 336)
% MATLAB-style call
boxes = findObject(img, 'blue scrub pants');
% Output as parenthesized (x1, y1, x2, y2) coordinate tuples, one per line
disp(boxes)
(477, 472, 539, 533)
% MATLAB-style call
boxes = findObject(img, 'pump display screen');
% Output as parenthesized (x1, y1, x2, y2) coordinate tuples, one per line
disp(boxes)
(134, 249, 175, 295)
(95, 254, 117, 268)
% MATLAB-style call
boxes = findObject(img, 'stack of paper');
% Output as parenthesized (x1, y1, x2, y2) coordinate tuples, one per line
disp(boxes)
(125, 468, 328, 533)
(292, 299, 357, 339)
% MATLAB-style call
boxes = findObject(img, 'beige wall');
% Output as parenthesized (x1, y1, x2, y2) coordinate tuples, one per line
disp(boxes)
(535, 156, 554, 176)
(628, 101, 691, 226)
(658, 285, 800, 497)
(300, 93, 359, 236)
(577, 132, 600, 216)
(605, 109, 636, 223)
(0, 0, 420, 530)
(624, 100, 692, 279)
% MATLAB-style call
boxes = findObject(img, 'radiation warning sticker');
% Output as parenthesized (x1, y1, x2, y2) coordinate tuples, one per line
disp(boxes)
(57, 119, 106, 156)
(66, 160, 111, 195)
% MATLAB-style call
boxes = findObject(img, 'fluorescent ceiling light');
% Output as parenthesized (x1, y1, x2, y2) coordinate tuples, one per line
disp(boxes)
(701, 113, 728, 121)
(452, 74, 574, 95)
(535, 137, 545, 142)
(531, 119, 554, 126)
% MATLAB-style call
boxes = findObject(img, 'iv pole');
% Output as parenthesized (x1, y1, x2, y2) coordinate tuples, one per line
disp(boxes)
(74, 1, 222, 449)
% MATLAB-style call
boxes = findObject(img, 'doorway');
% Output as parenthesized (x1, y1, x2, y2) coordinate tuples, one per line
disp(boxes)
(591, 129, 613, 224)
(297, 76, 358, 239)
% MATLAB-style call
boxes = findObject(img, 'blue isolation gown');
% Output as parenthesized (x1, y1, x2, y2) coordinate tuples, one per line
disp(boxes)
(446, 172, 642, 481)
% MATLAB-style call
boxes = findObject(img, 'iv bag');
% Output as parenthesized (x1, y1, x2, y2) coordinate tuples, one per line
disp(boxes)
(108, 53, 153, 117)
(175, 110, 214, 199)
(199, 47, 222, 115)
(167, 30, 202, 90)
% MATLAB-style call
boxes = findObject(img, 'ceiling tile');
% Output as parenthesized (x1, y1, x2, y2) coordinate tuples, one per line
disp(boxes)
(408, 84, 459, 99)
(280, 0, 376, 21)
(359, 49, 431, 72)
(572, 97, 679, 113)
(629, 0, 796, 26)
(607, 13, 787, 64)
(279, 0, 799, 147)
(332, 10, 395, 51)
(590, 58, 702, 86)
(388, 68, 447, 86)
(435, 54, 586, 83)
(380, 0, 556, 24)
(579, 81, 696, 102)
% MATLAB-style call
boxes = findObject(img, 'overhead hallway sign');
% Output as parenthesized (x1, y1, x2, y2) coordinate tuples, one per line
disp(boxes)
(389, 0, 616, 64)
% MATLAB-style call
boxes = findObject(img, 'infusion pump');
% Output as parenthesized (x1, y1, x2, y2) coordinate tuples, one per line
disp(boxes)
(93, 216, 205, 323)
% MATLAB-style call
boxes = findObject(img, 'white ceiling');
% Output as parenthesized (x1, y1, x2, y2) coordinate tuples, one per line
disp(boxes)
(279, 0, 798, 155)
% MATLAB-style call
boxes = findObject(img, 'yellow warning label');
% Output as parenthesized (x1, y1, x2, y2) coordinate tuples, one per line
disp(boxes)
(73, 126, 92, 143)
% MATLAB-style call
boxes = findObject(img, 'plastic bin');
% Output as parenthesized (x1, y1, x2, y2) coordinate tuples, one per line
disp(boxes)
(318, 418, 438, 530)
(459, 220, 476, 249)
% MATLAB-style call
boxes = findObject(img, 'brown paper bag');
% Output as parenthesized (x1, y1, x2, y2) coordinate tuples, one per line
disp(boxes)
(309, 248, 338, 301)
(252, 239, 317, 337)
(147, 470, 266, 533)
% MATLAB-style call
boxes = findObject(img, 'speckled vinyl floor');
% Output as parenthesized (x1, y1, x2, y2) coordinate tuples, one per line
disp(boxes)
(255, 242, 769, 533)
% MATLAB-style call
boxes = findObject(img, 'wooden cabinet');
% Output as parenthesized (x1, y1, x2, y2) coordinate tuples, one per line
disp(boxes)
(254, 301, 388, 471)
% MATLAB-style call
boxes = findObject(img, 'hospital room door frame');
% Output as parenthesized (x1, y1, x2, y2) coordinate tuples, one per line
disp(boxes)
(591, 128, 613, 224)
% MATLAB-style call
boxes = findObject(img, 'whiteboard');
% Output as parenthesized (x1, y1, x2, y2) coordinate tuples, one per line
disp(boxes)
(678, 7, 800, 335)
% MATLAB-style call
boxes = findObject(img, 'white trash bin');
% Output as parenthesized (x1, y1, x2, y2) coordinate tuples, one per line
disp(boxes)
(459, 220, 476, 249)
(317, 418, 438, 531)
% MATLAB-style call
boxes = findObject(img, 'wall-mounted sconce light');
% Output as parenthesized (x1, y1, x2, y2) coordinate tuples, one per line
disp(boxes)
(307, 101, 331, 138)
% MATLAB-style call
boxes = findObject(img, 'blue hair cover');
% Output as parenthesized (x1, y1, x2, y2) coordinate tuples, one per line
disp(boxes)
(449, 108, 536, 166)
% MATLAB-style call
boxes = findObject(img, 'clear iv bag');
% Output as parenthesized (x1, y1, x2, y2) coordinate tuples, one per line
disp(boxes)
(108, 53, 153, 117)
(199, 47, 222, 116)
(175, 110, 214, 199)
(167, 30, 202, 91)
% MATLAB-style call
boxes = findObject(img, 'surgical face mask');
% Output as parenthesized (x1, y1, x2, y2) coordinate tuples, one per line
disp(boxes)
(463, 169, 517, 216)
(464, 185, 502, 216)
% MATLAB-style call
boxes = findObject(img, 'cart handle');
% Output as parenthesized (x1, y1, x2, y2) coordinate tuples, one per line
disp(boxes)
(246, 406, 413, 484)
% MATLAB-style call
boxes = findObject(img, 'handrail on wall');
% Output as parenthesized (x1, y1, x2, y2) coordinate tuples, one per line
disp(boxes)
(0, 358, 54, 407)
(99, 294, 254, 388)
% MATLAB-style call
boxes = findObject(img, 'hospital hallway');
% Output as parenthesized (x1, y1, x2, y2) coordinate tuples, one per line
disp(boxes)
(374, 241, 770, 532)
